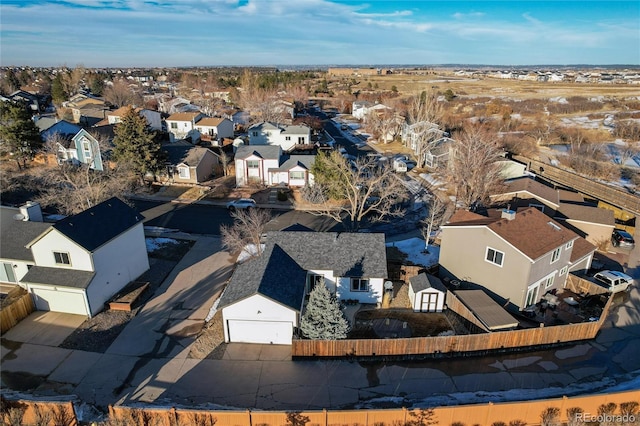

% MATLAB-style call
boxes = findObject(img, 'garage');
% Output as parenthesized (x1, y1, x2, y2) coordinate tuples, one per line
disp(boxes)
(226, 320, 293, 345)
(30, 285, 89, 316)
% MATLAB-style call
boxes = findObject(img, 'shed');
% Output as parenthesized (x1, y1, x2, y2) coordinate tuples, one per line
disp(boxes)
(454, 290, 519, 331)
(408, 273, 446, 312)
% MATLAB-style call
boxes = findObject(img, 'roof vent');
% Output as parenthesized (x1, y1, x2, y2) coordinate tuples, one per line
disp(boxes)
(547, 221, 561, 231)
(501, 209, 516, 221)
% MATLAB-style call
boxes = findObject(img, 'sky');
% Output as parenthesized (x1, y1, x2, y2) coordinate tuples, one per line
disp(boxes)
(1, 0, 638, 67)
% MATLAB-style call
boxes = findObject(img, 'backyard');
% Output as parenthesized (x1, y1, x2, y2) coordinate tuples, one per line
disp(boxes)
(349, 307, 454, 339)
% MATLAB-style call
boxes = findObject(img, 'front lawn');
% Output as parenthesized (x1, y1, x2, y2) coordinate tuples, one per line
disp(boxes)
(349, 308, 453, 339)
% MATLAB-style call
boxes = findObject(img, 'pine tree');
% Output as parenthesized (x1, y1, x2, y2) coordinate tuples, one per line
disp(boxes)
(300, 283, 350, 340)
(51, 74, 67, 105)
(112, 107, 165, 184)
(0, 101, 43, 170)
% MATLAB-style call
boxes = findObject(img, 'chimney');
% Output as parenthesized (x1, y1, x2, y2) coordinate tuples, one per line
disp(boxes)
(19, 201, 43, 222)
(501, 209, 516, 221)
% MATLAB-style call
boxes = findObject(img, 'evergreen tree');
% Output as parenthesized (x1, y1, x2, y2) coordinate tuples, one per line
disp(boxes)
(0, 101, 43, 169)
(51, 74, 67, 105)
(112, 107, 165, 183)
(300, 283, 350, 340)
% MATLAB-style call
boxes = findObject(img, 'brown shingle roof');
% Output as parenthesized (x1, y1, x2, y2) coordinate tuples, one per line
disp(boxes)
(197, 117, 225, 126)
(166, 112, 201, 121)
(487, 208, 579, 260)
(556, 203, 615, 226)
(570, 237, 597, 263)
(500, 177, 562, 207)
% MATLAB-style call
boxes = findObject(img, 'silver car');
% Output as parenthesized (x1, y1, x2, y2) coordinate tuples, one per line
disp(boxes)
(226, 198, 256, 211)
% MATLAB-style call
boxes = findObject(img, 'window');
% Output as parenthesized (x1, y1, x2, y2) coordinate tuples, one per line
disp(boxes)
(178, 167, 190, 179)
(170, 122, 177, 129)
(565, 240, 574, 249)
(551, 247, 561, 263)
(560, 266, 568, 276)
(307, 274, 324, 293)
(0, 262, 16, 283)
(246, 160, 260, 169)
(351, 278, 369, 292)
(289, 171, 305, 180)
(54, 251, 71, 265)
(485, 247, 504, 267)
(298, 136, 306, 143)
(543, 275, 554, 289)
(285, 136, 291, 141)
(252, 131, 258, 137)
(82, 140, 91, 159)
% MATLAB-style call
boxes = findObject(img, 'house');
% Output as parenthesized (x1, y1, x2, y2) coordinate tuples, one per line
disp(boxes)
(490, 177, 615, 244)
(352, 101, 391, 120)
(7, 90, 46, 112)
(424, 137, 456, 169)
(195, 117, 234, 145)
(248, 122, 311, 151)
(35, 117, 81, 143)
(0, 198, 149, 317)
(218, 231, 388, 344)
(234, 145, 315, 187)
(166, 111, 206, 142)
(106, 106, 163, 132)
(401, 121, 443, 152)
(67, 98, 109, 126)
(163, 141, 219, 184)
(408, 273, 446, 312)
(69, 129, 106, 171)
(439, 207, 596, 311)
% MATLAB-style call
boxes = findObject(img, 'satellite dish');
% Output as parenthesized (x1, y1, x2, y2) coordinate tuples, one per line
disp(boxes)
(384, 281, 393, 290)
(13, 213, 25, 221)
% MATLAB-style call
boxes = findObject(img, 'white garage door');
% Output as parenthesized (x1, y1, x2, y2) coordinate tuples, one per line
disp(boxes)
(31, 287, 88, 316)
(227, 320, 293, 345)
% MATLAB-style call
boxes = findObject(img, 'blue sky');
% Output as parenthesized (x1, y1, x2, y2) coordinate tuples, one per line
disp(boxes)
(1, 0, 638, 67)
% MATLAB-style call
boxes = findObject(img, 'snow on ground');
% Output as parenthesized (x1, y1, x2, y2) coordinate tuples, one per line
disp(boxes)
(145, 237, 179, 252)
(237, 244, 265, 263)
(386, 238, 439, 268)
(419, 173, 445, 188)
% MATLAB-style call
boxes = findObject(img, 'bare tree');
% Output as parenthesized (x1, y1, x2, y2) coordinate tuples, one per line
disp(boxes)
(220, 208, 272, 258)
(566, 407, 584, 426)
(37, 163, 137, 215)
(443, 125, 505, 210)
(365, 108, 401, 144)
(404, 90, 444, 125)
(104, 79, 136, 108)
(400, 91, 446, 167)
(302, 151, 408, 231)
(405, 121, 444, 169)
(421, 196, 450, 248)
(615, 141, 640, 166)
(540, 407, 560, 426)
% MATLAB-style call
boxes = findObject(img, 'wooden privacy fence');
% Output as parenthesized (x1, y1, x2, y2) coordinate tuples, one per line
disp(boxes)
(565, 273, 609, 296)
(0, 397, 77, 426)
(109, 389, 640, 426)
(292, 294, 612, 358)
(1, 286, 35, 333)
(513, 155, 640, 215)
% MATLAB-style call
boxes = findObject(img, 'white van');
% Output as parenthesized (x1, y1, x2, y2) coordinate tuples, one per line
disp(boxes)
(593, 270, 634, 293)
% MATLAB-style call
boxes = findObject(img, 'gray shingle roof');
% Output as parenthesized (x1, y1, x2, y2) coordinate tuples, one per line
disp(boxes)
(21, 266, 95, 289)
(218, 243, 308, 310)
(164, 143, 212, 167)
(235, 144, 282, 160)
(265, 231, 387, 278)
(49, 197, 144, 252)
(410, 273, 446, 293)
(0, 209, 51, 262)
(269, 155, 315, 172)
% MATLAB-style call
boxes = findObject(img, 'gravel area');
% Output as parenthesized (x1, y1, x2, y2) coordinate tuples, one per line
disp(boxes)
(188, 311, 227, 360)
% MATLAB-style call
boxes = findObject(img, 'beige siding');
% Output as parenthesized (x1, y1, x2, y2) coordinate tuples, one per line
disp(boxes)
(565, 219, 614, 246)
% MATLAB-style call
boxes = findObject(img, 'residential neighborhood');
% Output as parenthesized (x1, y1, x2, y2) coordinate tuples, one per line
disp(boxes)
(1, 58, 639, 426)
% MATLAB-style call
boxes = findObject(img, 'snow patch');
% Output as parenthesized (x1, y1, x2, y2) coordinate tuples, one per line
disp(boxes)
(386, 238, 440, 268)
(237, 244, 265, 263)
(145, 237, 179, 252)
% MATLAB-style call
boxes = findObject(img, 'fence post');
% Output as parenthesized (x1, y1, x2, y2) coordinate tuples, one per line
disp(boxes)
(323, 408, 328, 426)
(246, 408, 252, 426)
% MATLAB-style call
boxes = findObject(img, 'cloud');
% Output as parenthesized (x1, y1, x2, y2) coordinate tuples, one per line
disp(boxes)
(453, 11, 485, 19)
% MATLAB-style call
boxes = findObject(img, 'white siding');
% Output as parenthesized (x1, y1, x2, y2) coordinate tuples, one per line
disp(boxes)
(410, 288, 445, 312)
(336, 277, 383, 304)
(30, 229, 93, 271)
(222, 294, 298, 344)
(29, 285, 89, 316)
(86, 223, 149, 316)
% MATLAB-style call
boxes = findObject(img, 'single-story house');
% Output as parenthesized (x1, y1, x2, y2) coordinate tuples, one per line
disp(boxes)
(408, 273, 447, 312)
(218, 231, 388, 345)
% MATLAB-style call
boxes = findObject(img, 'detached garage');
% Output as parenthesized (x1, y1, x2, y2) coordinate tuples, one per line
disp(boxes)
(408, 273, 447, 312)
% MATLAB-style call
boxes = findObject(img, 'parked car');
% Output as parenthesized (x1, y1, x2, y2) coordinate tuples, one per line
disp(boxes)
(226, 198, 256, 210)
(593, 270, 634, 293)
(611, 229, 635, 249)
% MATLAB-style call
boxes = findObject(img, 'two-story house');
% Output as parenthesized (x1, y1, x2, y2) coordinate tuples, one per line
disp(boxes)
(166, 111, 206, 142)
(107, 106, 163, 132)
(218, 231, 388, 345)
(0, 198, 149, 317)
(195, 117, 234, 145)
(247, 122, 311, 151)
(439, 207, 596, 311)
(234, 145, 314, 187)
(69, 129, 106, 171)
(352, 100, 391, 120)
